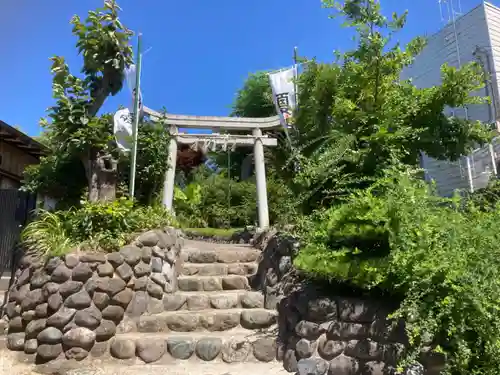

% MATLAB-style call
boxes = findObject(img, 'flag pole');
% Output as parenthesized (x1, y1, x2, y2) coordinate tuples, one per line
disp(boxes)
(293, 46, 299, 113)
(129, 32, 143, 198)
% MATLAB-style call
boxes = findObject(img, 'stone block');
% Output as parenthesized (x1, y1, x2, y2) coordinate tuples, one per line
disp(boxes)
(252, 337, 276, 362)
(195, 337, 222, 361)
(317, 335, 345, 361)
(186, 294, 210, 311)
(328, 354, 359, 375)
(344, 339, 384, 362)
(328, 322, 370, 341)
(297, 358, 330, 375)
(136, 338, 166, 363)
(199, 311, 240, 331)
(240, 310, 276, 329)
(166, 313, 199, 332)
(221, 338, 251, 363)
(167, 337, 195, 359)
(210, 293, 239, 309)
(338, 298, 381, 323)
(110, 338, 136, 359)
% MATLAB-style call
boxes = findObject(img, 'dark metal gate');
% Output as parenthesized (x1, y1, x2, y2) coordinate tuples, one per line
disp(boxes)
(0, 189, 37, 275)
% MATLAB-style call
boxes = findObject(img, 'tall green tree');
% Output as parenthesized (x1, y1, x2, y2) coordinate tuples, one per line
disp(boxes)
(225, 1, 492, 209)
(288, 0, 492, 211)
(24, 1, 133, 203)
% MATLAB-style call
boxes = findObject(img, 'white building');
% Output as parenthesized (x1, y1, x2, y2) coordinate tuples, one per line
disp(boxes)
(402, 1, 500, 196)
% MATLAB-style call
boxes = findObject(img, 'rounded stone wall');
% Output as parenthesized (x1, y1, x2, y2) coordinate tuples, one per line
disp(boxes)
(252, 230, 445, 375)
(278, 288, 409, 375)
(3, 227, 182, 363)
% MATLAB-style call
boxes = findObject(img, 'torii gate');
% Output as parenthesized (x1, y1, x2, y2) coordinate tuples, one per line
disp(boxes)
(143, 107, 282, 230)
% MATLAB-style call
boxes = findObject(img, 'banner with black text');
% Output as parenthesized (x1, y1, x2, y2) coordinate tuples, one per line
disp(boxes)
(268, 67, 297, 127)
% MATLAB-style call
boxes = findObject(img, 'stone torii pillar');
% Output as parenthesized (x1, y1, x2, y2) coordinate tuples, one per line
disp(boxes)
(253, 128, 269, 229)
(162, 125, 178, 211)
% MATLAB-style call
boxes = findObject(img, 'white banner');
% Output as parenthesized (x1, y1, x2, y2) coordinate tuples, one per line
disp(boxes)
(269, 67, 297, 127)
(124, 64, 143, 114)
(113, 108, 133, 152)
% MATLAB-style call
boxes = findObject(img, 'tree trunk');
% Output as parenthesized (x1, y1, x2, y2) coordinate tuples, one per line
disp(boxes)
(83, 150, 117, 202)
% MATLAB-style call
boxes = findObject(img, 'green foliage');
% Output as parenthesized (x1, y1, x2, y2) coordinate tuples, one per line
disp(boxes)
(23, 153, 87, 209)
(118, 117, 171, 205)
(295, 167, 500, 374)
(173, 166, 296, 228)
(21, 198, 176, 257)
(22, 1, 133, 203)
(467, 178, 500, 212)
(231, 71, 276, 118)
(25, 115, 170, 208)
(288, 2, 500, 373)
(70, 0, 133, 107)
(21, 212, 76, 259)
(174, 182, 206, 227)
(174, 172, 255, 228)
(276, 0, 492, 211)
(183, 227, 243, 239)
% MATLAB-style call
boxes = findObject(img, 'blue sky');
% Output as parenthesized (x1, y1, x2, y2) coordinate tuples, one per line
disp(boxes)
(0, 0, 490, 137)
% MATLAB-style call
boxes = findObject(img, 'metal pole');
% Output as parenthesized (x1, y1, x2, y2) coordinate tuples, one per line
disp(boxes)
(293, 46, 299, 113)
(490, 143, 498, 176)
(466, 155, 474, 193)
(129, 33, 143, 198)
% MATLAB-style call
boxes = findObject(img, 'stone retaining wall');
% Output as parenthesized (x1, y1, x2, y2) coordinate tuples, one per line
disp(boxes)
(3, 227, 182, 363)
(250, 229, 298, 310)
(278, 286, 409, 375)
(253, 230, 443, 375)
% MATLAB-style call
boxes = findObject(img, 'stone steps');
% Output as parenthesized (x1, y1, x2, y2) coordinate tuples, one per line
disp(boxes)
(163, 290, 265, 311)
(177, 275, 250, 292)
(183, 240, 255, 251)
(181, 248, 261, 264)
(180, 262, 257, 276)
(122, 308, 278, 333)
(104, 330, 278, 363)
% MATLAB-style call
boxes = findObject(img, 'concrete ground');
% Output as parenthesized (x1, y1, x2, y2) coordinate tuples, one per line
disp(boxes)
(0, 351, 289, 375)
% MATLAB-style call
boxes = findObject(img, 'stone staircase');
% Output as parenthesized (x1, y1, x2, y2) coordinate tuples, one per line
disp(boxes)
(109, 239, 278, 364)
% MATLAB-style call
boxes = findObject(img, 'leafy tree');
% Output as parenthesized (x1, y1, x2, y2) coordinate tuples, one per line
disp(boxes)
(231, 71, 275, 118)
(288, 0, 492, 211)
(24, 1, 133, 203)
(118, 116, 170, 205)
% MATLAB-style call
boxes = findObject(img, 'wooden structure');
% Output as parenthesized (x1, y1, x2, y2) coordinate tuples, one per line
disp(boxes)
(143, 107, 282, 230)
(0, 121, 46, 189)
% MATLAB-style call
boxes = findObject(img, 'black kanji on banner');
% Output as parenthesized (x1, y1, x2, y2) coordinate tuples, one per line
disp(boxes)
(275, 93, 293, 124)
(276, 93, 289, 111)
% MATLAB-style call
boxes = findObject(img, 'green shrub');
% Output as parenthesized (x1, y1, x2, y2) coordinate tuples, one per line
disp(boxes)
(174, 173, 256, 228)
(174, 167, 298, 229)
(21, 211, 76, 259)
(22, 198, 176, 257)
(467, 178, 500, 212)
(294, 167, 500, 374)
(183, 227, 243, 239)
